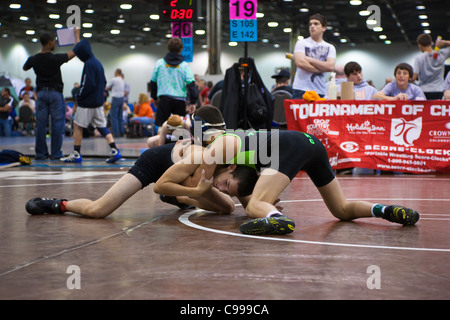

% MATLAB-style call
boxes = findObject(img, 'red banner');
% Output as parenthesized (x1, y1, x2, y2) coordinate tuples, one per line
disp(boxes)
(284, 100, 450, 173)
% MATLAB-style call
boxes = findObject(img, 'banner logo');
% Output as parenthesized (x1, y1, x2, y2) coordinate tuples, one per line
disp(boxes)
(390, 117, 422, 147)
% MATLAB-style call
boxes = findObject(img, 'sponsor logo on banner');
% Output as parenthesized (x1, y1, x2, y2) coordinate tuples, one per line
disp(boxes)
(340, 141, 359, 153)
(346, 120, 386, 135)
(306, 119, 339, 136)
(390, 117, 422, 147)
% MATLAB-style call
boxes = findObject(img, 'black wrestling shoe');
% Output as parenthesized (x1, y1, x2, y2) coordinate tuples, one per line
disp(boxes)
(159, 195, 195, 210)
(239, 214, 295, 235)
(382, 205, 420, 226)
(26, 197, 67, 215)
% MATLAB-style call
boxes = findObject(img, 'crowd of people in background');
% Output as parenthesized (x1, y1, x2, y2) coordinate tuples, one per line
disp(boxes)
(0, 15, 449, 166)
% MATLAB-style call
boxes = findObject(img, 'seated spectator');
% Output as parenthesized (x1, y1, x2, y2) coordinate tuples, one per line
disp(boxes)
(373, 63, 426, 101)
(342, 61, 378, 100)
(0, 88, 14, 136)
(271, 69, 293, 94)
(412, 34, 450, 100)
(444, 72, 450, 100)
(19, 77, 36, 100)
(131, 93, 155, 125)
(18, 92, 35, 113)
(146, 114, 189, 148)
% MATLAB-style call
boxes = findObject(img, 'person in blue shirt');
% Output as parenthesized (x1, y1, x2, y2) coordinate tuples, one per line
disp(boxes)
(60, 38, 121, 163)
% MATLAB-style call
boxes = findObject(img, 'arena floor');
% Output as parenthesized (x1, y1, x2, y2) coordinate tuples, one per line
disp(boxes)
(0, 136, 449, 301)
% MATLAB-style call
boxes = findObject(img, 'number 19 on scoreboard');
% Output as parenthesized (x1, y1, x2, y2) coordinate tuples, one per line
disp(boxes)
(229, 0, 258, 42)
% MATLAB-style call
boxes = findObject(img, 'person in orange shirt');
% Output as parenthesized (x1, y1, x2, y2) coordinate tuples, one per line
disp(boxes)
(131, 93, 155, 125)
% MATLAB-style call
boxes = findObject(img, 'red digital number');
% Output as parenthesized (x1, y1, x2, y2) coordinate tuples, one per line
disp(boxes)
(170, 0, 177, 7)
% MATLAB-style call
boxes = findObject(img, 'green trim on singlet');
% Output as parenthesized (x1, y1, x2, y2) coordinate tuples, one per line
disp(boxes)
(212, 132, 257, 170)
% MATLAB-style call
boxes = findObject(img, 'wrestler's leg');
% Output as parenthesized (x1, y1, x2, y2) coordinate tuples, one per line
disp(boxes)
(65, 173, 142, 218)
(317, 177, 373, 221)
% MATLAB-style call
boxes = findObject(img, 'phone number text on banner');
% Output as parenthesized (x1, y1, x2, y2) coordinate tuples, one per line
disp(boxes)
(284, 99, 450, 173)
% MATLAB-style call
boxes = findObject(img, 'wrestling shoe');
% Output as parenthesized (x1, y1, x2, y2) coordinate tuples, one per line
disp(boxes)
(26, 197, 67, 215)
(159, 194, 195, 210)
(60, 151, 82, 163)
(239, 214, 295, 235)
(382, 205, 420, 226)
(106, 148, 122, 163)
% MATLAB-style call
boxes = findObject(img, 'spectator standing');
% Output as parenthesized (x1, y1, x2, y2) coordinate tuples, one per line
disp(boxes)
(23, 29, 79, 160)
(412, 34, 450, 100)
(60, 38, 122, 164)
(106, 69, 125, 137)
(292, 13, 336, 98)
(150, 37, 197, 126)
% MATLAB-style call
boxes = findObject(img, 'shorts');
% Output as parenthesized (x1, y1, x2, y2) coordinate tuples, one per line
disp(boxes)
(74, 106, 107, 128)
(260, 131, 335, 187)
(127, 143, 176, 189)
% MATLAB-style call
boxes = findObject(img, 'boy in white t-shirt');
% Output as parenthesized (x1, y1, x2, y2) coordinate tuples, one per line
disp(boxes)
(292, 13, 336, 99)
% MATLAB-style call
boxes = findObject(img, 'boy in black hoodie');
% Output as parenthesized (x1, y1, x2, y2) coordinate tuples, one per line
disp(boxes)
(60, 38, 121, 163)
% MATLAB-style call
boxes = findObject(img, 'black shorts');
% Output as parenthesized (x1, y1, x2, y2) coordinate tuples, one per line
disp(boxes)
(259, 131, 335, 187)
(128, 143, 176, 188)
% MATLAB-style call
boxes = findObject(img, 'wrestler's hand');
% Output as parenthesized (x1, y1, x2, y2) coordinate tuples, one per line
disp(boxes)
(195, 169, 213, 197)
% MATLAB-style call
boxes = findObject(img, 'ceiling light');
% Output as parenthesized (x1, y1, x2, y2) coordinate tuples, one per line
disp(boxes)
(120, 4, 132, 10)
(373, 27, 383, 32)
(283, 28, 292, 33)
(165, 33, 172, 38)
(384, 40, 392, 44)
(424, 29, 431, 34)
(117, 19, 125, 23)
(228, 42, 238, 47)
(299, 8, 309, 13)
(83, 33, 92, 38)
(110, 29, 120, 35)
(143, 27, 151, 32)
(349, 0, 362, 5)
(149, 14, 160, 20)
(32, 38, 38, 42)
(333, 32, 341, 36)
(49, 14, 60, 19)
(274, 43, 280, 48)
(340, 38, 348, 43)
(20, 16, 29, 21)
(82, 23, 93, 28)
(47, 0, 57, 3)
(418, 15, 428, 19)
(9, 4, 21, 9)
(130, 44, 136, 49)
(26, 30, 35, 35)
(267, 22, 278, 27)
(54, 24, 63, 28)
(195, 29, 206, 35)
(416, 5, 426, 10)
(366, 19, 377, 25)
(359, 10, 370, 16)
(261, 38, 269, 43)
(85, 9, 94, 14)
(421, 22, 429, 27)
(256, 13, 264, 18)
(379, 35, 387, 39)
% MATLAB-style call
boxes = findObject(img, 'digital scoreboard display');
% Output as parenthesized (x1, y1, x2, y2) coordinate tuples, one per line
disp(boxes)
(159, 0, 196, 21)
